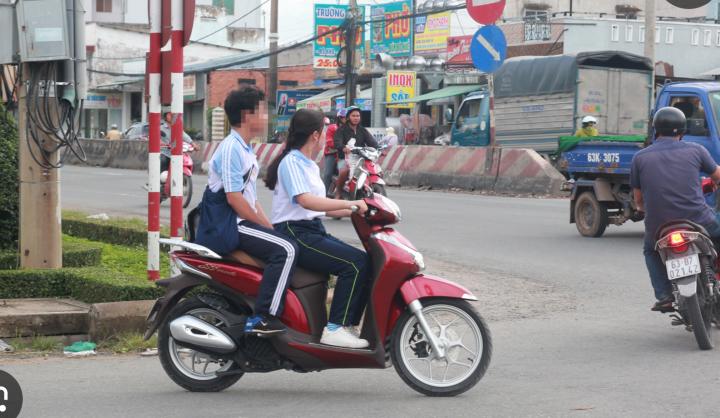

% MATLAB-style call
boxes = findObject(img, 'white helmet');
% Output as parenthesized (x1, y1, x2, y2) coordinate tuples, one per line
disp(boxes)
(582, 115, 598, 124)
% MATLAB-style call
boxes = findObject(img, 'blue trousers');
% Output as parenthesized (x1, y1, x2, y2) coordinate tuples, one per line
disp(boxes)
(237, 221, 299, 317)
(644, 214, 720, 300)
(275, 219, 370, 326)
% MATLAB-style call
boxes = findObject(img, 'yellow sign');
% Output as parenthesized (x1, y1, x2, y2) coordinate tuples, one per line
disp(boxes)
(386, 71, 416, 109)
(414, 12, 451, 56)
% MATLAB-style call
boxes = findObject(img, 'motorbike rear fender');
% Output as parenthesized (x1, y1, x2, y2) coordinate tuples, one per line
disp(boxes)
(183, 166, 193, 176)
(143, 273, 250, 340)
(675, 276, 697, 298)
(399, 274, 478, 305)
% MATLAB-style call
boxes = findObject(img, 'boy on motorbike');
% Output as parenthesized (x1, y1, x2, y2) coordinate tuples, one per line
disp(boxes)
(195, 86, 298, 336)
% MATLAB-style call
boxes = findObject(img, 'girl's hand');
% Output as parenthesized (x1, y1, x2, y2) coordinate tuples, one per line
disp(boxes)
(350, 200, 368, 215)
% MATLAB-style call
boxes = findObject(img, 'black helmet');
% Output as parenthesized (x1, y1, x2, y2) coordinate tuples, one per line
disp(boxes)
(653, 106, 686, 137)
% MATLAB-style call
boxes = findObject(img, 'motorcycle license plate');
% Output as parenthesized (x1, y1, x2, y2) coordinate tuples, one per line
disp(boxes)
(665, 254, 701, 280)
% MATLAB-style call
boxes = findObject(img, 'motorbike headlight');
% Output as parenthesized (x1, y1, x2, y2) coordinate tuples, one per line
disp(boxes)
(373, 232, 425, 270)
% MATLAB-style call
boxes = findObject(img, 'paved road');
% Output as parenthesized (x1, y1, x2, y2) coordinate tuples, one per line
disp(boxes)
(5, 165, 720, 417)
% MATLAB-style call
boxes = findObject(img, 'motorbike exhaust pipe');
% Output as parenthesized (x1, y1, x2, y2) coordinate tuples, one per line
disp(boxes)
(169, 315, 237, 353)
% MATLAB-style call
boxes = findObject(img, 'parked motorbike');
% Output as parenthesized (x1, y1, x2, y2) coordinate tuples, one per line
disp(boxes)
(328, 139, 388, 199)
(160, 142, 194, 208)
(654, 178, 720, 350)
(145, 193, 492, 396)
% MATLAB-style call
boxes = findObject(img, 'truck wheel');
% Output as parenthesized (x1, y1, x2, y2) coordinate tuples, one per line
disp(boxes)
(574, 192, 608, 238)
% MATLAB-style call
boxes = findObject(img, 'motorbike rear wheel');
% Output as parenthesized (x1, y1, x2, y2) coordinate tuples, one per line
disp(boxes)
(158, 297, 242, 391)
(182, 175, 193, 208)
(685, 280, 714, 350)
(390, 298, 492, 397)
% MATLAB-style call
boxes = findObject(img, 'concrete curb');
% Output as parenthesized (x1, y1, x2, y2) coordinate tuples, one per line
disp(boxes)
(66, 140, 566, 196)
(0, 298, 156, 340)
(0, 299, 91, 338)
(89, 300, 156, 340)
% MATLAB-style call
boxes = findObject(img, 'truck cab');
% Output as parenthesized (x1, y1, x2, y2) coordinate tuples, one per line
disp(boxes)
(654, 82, 720, 162)
(449, 91, 490, 147)
(563, 81, 720, 238)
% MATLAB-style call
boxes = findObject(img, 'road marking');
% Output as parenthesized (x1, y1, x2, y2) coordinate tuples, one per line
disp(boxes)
(475, 33, 501, 61)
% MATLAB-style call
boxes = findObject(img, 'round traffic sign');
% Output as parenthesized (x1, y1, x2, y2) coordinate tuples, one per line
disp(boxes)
(470, 25, 507, 73)
(666, 0, 711, 9)
(466, 0, 506, 25)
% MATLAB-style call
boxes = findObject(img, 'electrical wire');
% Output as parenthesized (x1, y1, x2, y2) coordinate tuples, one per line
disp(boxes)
(88, 2, 468, 77)
(24, 61, 85, 169)
(191, 0, 271, 44)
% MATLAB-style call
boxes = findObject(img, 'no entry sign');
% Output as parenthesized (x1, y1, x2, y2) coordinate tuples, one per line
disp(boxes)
(466, 0, 506, 25)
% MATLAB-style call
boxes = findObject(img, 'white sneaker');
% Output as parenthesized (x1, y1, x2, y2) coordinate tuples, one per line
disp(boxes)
(345, 326, 361, 338)
(321, 326, 369, 349)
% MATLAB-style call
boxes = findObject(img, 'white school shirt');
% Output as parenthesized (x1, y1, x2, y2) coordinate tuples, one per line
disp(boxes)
(271, 150, 326, 225)
(207, 130, 259, 222)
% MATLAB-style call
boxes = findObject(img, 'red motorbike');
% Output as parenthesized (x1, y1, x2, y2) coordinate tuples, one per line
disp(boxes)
(145, 194, 491, 396)
(160, 142, 194, 208)
(329, 139, 388, 199)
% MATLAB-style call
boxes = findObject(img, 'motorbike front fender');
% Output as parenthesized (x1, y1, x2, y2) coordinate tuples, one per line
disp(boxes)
(675, 276, 698, 298)
(399, 274, 478, 304)
(370, 175, 385, 185)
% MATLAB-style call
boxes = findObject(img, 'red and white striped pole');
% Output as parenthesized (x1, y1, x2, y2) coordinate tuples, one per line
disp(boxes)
(170, 0, 184, 242)
(147, 0, 162, 280)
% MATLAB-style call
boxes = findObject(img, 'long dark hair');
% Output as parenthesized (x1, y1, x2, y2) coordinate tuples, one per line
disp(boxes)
(265, 109, 324, 190)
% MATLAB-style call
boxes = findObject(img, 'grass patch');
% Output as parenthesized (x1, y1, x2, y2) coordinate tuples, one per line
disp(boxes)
(8, 335, 64, 353)
(62, 235, 169, 280)
(97, 331, 158, 354)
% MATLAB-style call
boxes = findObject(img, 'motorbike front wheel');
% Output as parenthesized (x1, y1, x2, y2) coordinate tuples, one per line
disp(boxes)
(391, 298, 492, 397)
(158, 297, 242, 391)
(372, 184, 387, 197)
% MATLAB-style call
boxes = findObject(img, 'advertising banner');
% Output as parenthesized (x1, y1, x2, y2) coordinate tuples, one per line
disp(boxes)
(414, 12, 450, 56)
(276, 90, 321, 131)
(447, 35, 473, 66)
(386, 70, 416, 109)
(370, 0, 413, 58)
(314, 4, 365, 69)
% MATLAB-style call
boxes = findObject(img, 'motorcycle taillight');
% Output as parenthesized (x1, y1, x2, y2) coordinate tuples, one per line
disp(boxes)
(668, 232, 689, 254)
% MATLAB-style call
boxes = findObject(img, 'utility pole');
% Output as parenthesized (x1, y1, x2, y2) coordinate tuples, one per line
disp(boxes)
(644, 0, 656, 105)
(268, 0, 278, 138)
(345, 0, 359, 106)
(644, 0, 656, 66)
(18, 64, 61, 269)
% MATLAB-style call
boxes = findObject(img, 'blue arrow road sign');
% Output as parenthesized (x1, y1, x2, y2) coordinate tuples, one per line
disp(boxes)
(470, 25, 507, 73)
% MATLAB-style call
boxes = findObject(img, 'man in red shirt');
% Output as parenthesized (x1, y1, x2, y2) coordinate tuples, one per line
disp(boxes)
(322, 108, 346, 192)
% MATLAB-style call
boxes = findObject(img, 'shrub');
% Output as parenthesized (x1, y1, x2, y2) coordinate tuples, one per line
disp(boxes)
(0, 104, 19, 251)
(0, 236, 102, 269)
(0, 267, 162, 304)
(62, 210, 169, 247)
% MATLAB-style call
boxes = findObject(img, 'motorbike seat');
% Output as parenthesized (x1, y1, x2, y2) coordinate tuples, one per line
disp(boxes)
(227, 251, 328, 289)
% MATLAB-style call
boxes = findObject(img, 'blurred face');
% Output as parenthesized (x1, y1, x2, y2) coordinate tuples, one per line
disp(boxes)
(241, 101, 268, 138)
(310, 126, 326, 154)
(339, 117, 346, 124)
(348, 111, 361, 126)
